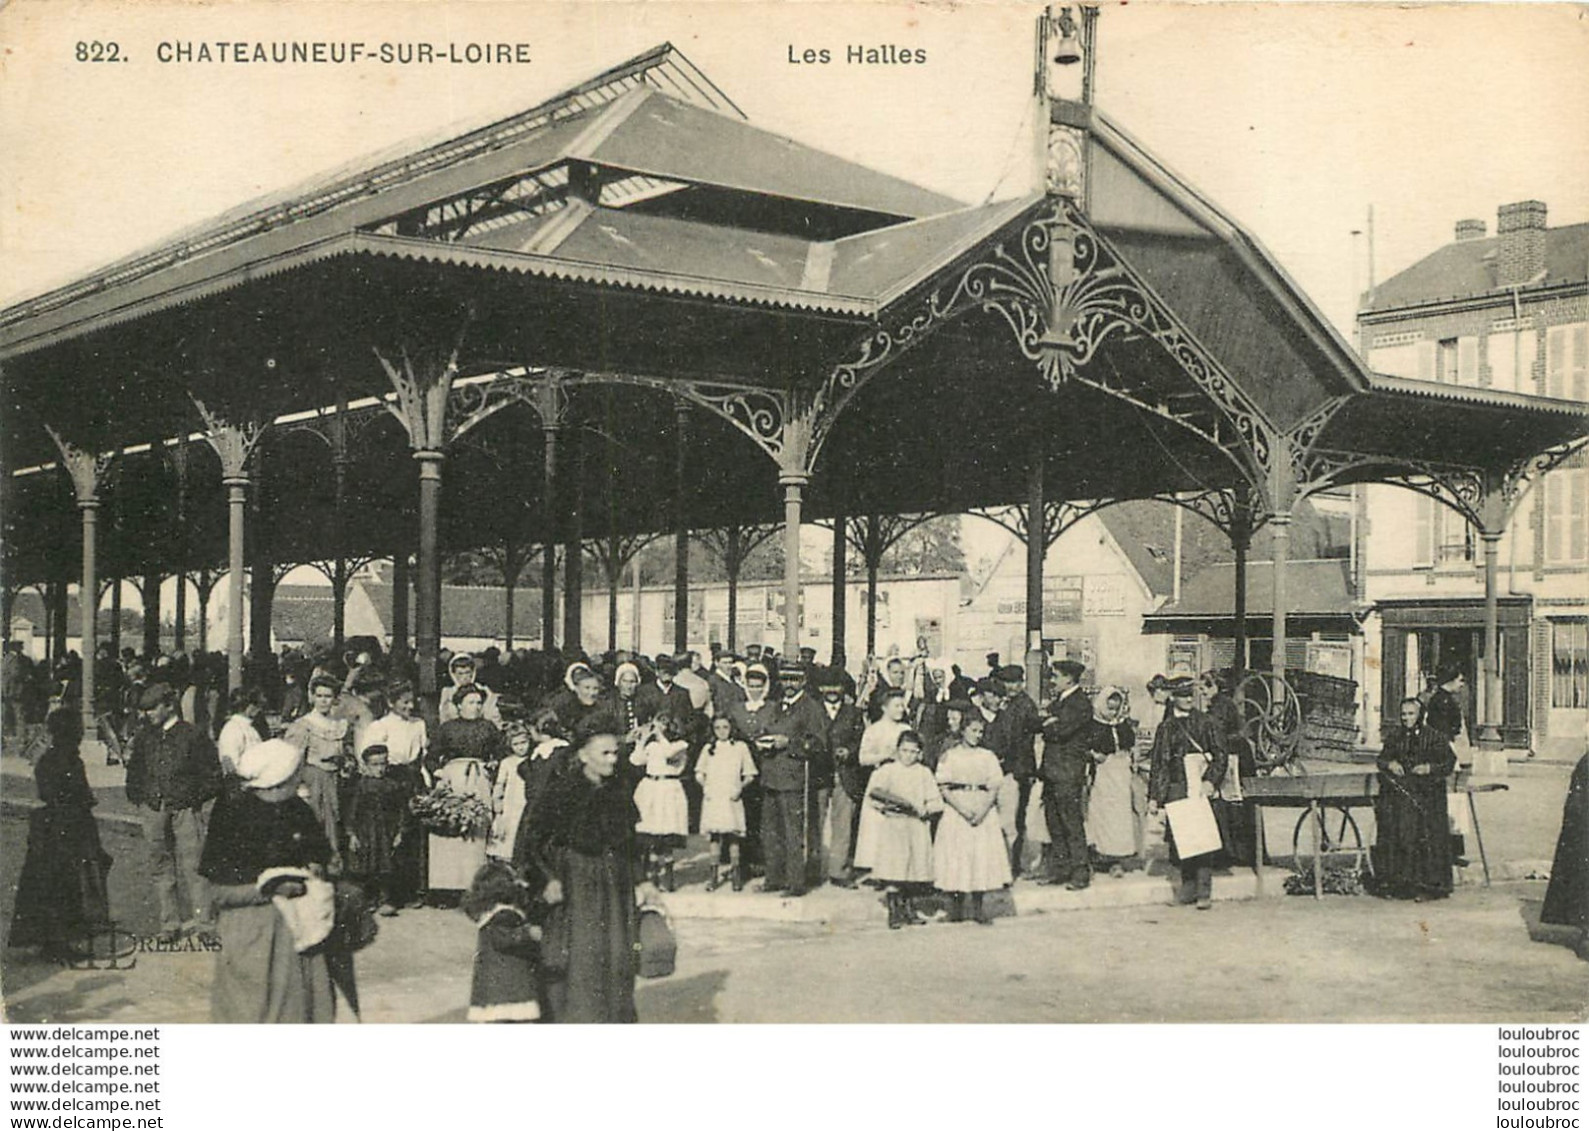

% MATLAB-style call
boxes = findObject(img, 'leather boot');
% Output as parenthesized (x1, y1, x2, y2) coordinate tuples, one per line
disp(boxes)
(887, 890, 906, 929)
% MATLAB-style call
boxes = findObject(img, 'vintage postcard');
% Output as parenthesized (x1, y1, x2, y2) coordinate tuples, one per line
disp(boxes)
(1, 1, 1585, 1048)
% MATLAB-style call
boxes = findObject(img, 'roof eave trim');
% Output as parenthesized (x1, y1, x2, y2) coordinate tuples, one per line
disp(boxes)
(0, 236, 359, 361)
(349, 233, 880, 315)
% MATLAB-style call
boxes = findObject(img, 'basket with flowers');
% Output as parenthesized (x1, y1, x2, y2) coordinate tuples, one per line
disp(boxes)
(409, 782, 492, 838)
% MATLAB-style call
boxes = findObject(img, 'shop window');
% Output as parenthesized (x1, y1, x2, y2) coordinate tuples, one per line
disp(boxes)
(1551, 620, 1589, 709)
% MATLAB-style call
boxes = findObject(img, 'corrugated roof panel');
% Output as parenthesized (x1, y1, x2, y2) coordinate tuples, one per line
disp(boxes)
(589, 91, 961, 221)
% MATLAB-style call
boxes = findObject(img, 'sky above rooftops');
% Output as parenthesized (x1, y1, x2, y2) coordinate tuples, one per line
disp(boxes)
(2, 2, 1585, 339)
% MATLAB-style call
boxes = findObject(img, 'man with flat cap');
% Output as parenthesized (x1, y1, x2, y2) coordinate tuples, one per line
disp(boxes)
(125, 682, 224, 943)
(1040, 660, 1094, 889)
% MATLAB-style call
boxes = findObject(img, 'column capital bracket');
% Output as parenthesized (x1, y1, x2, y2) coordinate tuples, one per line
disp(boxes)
(44, 425, 112, 508)
(192, 396, 267, 481)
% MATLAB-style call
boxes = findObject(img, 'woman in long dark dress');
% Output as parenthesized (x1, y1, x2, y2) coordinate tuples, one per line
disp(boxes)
(517, 723, 653, 1023)
(199, 738, 337, 1023)
(1371, 696, 1455, 900)
(1540, 753, 1587, 957)
(9, 710, 112, 960)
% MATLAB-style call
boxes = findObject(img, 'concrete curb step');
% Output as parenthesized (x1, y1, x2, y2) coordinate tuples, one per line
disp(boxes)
(660, 870, 1275, 924)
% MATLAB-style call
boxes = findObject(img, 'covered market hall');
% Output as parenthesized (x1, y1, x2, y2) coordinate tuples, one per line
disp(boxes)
(3, 38, 1585, 761)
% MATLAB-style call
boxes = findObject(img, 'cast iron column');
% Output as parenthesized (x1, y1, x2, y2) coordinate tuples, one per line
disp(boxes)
(1478, 529, 1505, 749)
(781, 474, 805, 659)
(831, 510, 848, 670)
(1025, 448, 1046, 702)
(541, 421, 559, 652)
(1269, 512, 1292, 692)
(562, 430, 583, 653)
(674, 403, 690, 655)
(390, 551, 410, 655)
(225, 478, 247, 692)
(414, 450, 444, 696)
(142, 572, 161, 657)
(1232, 523, 1249, 678)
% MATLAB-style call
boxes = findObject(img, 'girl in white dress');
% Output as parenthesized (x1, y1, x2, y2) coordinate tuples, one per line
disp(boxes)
(933, 715, 1011, 924)
(855, 730, 943, 928)
(697, 714, 758, 891)
(631, 713, 690, 890)
(487, 723, 532, 862)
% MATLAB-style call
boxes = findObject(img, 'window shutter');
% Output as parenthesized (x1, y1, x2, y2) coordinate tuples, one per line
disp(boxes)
(1545, 473, 1567, 564)
(1488, 333, 1513, 393)
(1458, 336, 1480, 386)
(1547, 326, 1567, 398)
(1413, 494, 1434, 566)
(1571, 471, 1588, 563)
(1573, 325, 1588, 401)
(1521, 329, 1540, 394)
(1532, 620, 1552, 738)
(1416, 340, 1436, 383)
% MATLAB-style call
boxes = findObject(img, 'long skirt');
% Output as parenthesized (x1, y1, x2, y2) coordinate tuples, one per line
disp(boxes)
(934, 803, 1012, 893)
(1086, 753, 1138, 860)
(1372, 777, 1452, 895)
(1541, 755, 1587, 929)
(8, 805, 111, 949)
(299, 764, 342, 853)
(634, 778, 689, 838)
(544, 849, 637, 1023)
(855, 809, 934, 884)
(211, 902, 335, 1023)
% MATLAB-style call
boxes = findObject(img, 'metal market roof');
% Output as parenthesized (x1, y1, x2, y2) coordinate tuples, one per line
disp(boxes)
(1362, 222, 1589, 314)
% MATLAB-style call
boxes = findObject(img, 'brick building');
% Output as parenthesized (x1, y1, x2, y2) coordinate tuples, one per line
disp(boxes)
(1357, 201, 1588, 756)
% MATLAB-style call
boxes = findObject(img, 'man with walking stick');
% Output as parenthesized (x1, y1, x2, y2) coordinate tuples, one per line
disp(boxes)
(752, 661, 829, 897)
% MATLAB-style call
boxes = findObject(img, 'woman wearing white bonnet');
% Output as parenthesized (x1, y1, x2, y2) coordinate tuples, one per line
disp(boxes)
(199, 737, 338, 1022)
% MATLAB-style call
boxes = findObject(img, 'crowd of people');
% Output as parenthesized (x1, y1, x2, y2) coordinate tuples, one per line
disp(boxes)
(11, 632, 1578, 1023)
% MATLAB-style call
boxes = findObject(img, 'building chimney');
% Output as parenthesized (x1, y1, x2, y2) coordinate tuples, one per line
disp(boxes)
(1454, 218, 1486, 242)
(1496, 200, 1547, 287)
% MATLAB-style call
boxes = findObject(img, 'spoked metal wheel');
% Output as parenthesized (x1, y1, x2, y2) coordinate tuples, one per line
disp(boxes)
(1291, 806, 1368, 877)
(1235, 672, 1303, 771)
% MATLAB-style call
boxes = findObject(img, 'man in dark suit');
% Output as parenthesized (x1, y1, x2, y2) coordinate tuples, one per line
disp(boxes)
(635, 654, 697, 728)
(996, 664, 1044, 877)
(125, 682, 224, 942)
(708, 651, 746, 718)
(815, 667, 867, 887)
(748, 661, 830, 896)
(1040, 660, 1094, 890)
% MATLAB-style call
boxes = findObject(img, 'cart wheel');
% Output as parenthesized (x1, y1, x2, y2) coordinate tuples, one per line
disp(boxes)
(1291, 806, 1366, 878)
(1236, 673, 1303, 771)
